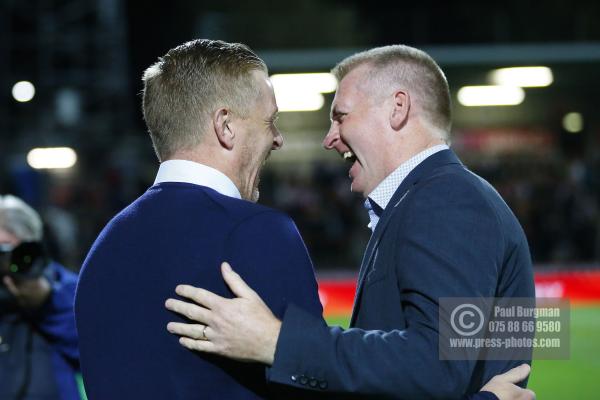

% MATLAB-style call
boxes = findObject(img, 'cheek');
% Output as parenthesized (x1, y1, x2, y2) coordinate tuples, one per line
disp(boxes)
(0, 230, 19, 246)
(359, 136, 386, 173)
(262, 132, 274, 152)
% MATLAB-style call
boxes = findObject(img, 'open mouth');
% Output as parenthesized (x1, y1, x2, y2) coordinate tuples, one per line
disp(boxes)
(342, 151, 357, 164)
(262, 151, 272, 166)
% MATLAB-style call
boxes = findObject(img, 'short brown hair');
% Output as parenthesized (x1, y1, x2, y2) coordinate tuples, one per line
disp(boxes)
(142, 39, 267, 161)
(332, 45, 452, 136)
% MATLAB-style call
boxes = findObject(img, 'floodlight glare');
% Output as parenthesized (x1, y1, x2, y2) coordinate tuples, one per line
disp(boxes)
(274, 91, 325, 112)
(27, 147, 77, 169)
(12, 81, 36, 102)
(562, 112, 583, 133)
(457, 85, 525, 107)
(489, 66, 553, 87)
(270, 73, 337, 94)
(270, 73, 336, 112)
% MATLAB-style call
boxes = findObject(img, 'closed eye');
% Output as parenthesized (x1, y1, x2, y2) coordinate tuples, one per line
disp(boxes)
(268, 117, 279, 130)
(330, 109, 347, 123)
(267, 111, 279, 125)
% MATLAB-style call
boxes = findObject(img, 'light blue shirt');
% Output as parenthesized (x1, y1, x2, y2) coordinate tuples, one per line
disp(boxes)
(154, 159, 241, 199)
(365, 144, 449, 232)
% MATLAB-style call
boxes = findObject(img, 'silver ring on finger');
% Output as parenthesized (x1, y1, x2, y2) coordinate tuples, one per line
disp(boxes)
(201, 325, 209, 341)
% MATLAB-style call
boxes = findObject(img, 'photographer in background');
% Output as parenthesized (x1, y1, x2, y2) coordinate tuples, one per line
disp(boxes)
(0, 195, 81, 400)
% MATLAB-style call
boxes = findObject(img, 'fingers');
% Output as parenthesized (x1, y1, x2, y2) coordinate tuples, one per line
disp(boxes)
(167, 322, 208, 340)
(174, 285, 224, 310)
(179, 337, 217, 353)
(495, 385, 536, 400)
(165, 298, 211, 324)
(481, 364, 534, 400)
(2, 276, 20, 298)
(524, 388, 536, 400)
(221, 262, 259, 299)
(171, 262, 259, 307)
(498, 364, 531, 384)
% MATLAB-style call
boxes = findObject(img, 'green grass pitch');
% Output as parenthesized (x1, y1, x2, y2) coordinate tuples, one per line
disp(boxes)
(325, 305, 600, 399)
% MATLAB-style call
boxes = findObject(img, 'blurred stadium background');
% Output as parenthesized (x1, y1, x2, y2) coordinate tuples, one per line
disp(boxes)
(1, 0, 599, 398)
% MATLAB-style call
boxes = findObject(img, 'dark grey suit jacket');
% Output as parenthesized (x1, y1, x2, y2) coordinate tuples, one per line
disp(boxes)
(267, 150, 535, 399)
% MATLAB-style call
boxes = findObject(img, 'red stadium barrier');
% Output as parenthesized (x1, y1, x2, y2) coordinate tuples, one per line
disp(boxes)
(318, 270, 600, 317)
(318, 280, 357, 317)
(535, 270, 600, 305)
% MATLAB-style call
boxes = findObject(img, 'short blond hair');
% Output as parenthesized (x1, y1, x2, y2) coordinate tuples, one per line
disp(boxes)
(332, 45, 452, 137)
(0, 195, 43, 242)
(142, 39, 267, 161)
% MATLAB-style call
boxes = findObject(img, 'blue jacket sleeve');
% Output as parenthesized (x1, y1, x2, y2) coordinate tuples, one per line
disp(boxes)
(466, 392, 499, 400)
(267, 178, 519, 399)
(35, 262, 80, 364)
(223, 210, 323, 321)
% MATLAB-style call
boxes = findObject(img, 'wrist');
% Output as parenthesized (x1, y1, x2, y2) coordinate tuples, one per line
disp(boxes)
(262, 318, 282, 365)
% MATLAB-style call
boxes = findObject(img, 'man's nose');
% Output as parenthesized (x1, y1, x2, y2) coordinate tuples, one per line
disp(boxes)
(322, 124, 339, 150)
(272, 131, 284, 150)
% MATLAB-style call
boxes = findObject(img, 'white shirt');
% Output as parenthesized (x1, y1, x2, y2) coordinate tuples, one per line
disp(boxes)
(154, 159, 241, 199)
(365, 144, 449, 232)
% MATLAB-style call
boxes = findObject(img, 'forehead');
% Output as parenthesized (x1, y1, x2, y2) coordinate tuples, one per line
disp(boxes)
(251, 70, 277, 114)
(332, 65, 372, 109)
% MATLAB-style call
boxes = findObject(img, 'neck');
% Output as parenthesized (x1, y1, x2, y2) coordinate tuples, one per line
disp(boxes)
(167, 147, 243, 195)
(384, 123, 446, 176)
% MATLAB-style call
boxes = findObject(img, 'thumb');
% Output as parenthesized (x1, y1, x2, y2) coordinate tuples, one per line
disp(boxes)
(497, 364, 531, 384)
(221, 262, 259, 300)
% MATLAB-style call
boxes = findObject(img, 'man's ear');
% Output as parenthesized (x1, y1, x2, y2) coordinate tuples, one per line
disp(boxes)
(390, 90, 410, 131)
(213, 108, 234, 150)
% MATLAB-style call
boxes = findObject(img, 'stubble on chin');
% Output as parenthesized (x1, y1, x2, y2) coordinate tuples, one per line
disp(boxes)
(251, 188, 260, 203)
(240, 176, 260, 203)
(251, 174, 261, 203)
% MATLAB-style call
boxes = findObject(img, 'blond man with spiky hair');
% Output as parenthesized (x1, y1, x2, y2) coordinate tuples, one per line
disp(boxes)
(75, 39, 323, 400)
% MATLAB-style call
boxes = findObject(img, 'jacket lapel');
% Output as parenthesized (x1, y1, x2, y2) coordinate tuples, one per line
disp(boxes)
(350, 150, 463, 325)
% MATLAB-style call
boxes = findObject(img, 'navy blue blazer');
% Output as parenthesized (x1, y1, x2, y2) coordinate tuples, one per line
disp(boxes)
(268, 150, 535, 399)
(75, 182, 323, 399)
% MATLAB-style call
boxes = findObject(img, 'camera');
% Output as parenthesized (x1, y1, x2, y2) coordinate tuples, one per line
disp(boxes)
(0, 241, 48, 281)
(0, 242, 49, 310)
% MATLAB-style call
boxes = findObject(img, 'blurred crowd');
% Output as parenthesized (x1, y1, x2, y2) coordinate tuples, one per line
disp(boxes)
(1, 147, 598, 272)
(262, 154, 600, 270)
(486, 156, 600, 265)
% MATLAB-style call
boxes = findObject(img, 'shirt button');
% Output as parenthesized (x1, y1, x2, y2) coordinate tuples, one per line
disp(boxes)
(299, 375, 308, 385)
(291, 375, 298, 382)
(309, 378, 318, 388)
(0, 343, 10, 353)
(319, 380, 328, 390)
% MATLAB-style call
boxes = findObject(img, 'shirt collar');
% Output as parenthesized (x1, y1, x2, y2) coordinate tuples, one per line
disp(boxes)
(154, 160, 242, 199)
(368, 144, 449, 210)
(364, 144, 449, 232)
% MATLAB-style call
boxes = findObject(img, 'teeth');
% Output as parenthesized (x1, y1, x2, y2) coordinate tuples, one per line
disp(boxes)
(343, 151, 354, 160)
